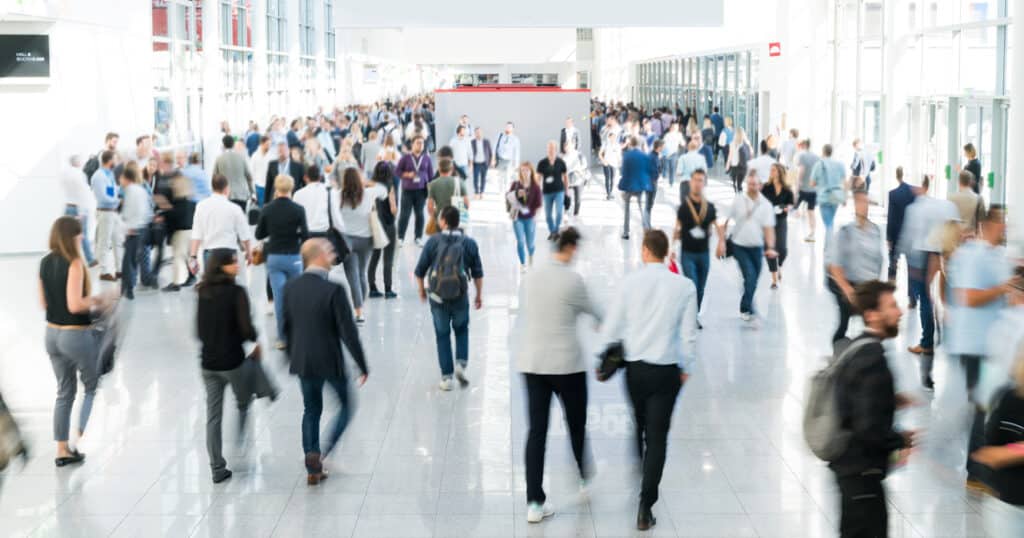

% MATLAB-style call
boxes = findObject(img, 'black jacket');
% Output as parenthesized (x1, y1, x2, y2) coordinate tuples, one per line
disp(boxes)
(984, 386, 1024, 505)
(165, 196, 195, 233)
(829, 333, 907, 478)
(196, 283, 257, 371)
(255, 198, 308, 255)
(282, 270, 367, 379)
(265, 160, 306, 205)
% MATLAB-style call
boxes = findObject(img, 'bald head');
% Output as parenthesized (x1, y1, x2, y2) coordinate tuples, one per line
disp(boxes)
(301, 238, 334, 269)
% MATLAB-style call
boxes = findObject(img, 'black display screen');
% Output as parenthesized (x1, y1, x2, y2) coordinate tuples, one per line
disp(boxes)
(0, 35, 50, 78)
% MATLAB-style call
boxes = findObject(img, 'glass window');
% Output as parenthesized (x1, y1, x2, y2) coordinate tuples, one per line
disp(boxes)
(299, 0, 315, 57)
(267, 0, 287, 52)
(961, 25, 997, 93)
(862, 100, 881, 145)
(864, 2, 883, 40)
(153, 0, 169, 37)
(325, 0, 336, 60)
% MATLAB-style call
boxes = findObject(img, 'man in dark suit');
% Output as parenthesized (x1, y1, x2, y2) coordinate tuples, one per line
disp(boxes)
(282, 238, 368, 485)
(265, 142, 305, 205)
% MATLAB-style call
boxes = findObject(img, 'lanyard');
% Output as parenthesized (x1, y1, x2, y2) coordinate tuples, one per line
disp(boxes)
(411, 153, 424, 172)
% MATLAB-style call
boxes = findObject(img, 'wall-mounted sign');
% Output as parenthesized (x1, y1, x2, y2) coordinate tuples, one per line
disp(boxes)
(768, 42, 781, 57)
(0, 35, 50, 78)
(364, 64, 379, 84)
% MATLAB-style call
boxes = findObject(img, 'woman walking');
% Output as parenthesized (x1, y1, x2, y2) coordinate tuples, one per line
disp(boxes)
(40, 216, 106, 467)
(726, 127, 751, 192)
(335, 167, 388, 323)
(255, 174, 309, 348)
(367, 161, 399, 299)
(507, 162, 543, 273)
(761, 163, 794, 288)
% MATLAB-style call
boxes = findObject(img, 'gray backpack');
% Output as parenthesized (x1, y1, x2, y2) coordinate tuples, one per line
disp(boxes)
(803, 336, 879, 461)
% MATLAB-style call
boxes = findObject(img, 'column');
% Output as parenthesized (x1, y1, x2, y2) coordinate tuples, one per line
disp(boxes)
(251, 0, 269, 123)
(286, 0, 301, 118)
(1008, 11, 1024, 251)
(201, 0, 225, 172)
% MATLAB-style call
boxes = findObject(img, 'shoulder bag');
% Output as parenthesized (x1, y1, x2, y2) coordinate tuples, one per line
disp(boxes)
(369, 194, 390, 250)
(325, 187, 350, 264)
(451, 176, 469, 225)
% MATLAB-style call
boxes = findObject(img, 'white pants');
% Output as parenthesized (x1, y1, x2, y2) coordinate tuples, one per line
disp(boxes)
(171, 230, 192, 284)
(94, 211, 122, 274)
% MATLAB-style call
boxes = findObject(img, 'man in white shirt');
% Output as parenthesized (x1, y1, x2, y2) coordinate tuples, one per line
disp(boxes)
(249, 135, 272, 208)
(189, 175, 252, 270)
(448, 126, 473, 179)
(559, 117, 580, 153)
(746, 139, 776, 185)
(494, 122, 521, 192)
(599, 229, 697, 531)
(61, 155, 98, 266)
(293, 165, 331, 236)
(661, 123, 685, 187)
(716, 169, 778, 321)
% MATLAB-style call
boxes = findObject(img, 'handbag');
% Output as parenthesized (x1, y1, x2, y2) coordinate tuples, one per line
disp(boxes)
(425, 214, 439, 236)
(369, 203, 390, 250)
(251, 243, 266, 266)
(596, 342, 626, 382)
(247, 202, 260, 226)
(0, 394, 28, 471)
(325, 187, 350, 264)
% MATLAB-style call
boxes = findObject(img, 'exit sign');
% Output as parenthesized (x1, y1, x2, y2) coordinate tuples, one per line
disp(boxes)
(768, 42, 781, 57)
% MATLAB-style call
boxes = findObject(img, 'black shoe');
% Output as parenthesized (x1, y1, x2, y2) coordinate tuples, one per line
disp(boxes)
(212, 469, 233, 484)
(55, 450, 85, 467)
(551, 232, 561, 242)
(636, 503, 656, 531)
(384, 291, 398, 299)
(368, 289, 384, 299)
(183, 274, 197, 287)
(697, 320, 703, 330)
(122, 292, 134, 301)
(923, 377, 935, 391)
(621, 234, 630, 240)
(162, 284, 181, 292)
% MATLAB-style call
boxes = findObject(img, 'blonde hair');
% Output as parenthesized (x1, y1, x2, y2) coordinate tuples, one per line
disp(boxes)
(518, 161, 540, 187)
(274, 174, 294, 195)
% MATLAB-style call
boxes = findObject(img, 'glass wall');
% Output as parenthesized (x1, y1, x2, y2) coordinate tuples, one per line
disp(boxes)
(152, 0, 203, 153)
(220, 1, 253, 134)
(266, 0, 288, 114)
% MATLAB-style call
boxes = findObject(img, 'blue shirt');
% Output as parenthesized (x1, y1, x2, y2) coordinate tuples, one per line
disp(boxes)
(182, 164, 212, 202)
(245, 132, 261, 156)
(886, 182, 915, 244)
(91, 168, 119, 209)
(710, 113, 724, 136)
(812, 157, 847, 205)
(945, 240, 1012, 356)
(413, 229, 484, 302)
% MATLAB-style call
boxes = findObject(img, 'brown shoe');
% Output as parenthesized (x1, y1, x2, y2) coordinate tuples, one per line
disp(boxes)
(99, 273, 117, 281)
(966, 478, 996, 497)
(907, 345, 933, 355)
(305, 452, 324, 485)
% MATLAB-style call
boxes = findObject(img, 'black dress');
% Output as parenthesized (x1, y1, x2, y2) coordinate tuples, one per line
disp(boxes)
(761, 182, 794, 271)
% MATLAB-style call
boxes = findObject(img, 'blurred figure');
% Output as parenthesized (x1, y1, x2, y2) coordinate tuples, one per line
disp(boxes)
(811, 144, 848, 243)
(960, 143, 983, 194)
(949, 170, 986, 235)
(885, 166, 915, 301)
(725, 127, 751, 193)
(618, 137, 656, 240)
(517, 228, 599, 524)
(827, 190, 883, 345)
(60, 156, 97, 266)
(162, 175, 197, 291)
(829, 281, 912, 538)
(598, 131, 622, 201)
(367, 162, 399, 299)
(119, 165, 156, 300)
(795, 139, 821, 241)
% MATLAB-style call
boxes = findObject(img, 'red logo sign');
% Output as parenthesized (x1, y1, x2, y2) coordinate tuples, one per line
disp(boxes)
(769, 42, 781, 57)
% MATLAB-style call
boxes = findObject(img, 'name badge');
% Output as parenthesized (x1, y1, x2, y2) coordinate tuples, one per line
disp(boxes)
(545, 176, 554, 184)
(106, 186, 115, 197)
(689, 227, 706, 239)
(774, 206, 783, 215)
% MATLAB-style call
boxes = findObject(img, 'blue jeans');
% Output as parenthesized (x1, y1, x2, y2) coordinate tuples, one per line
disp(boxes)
(664, 154, 680, 186)
(255, 186, 266, 208)
(819, 203, 838, 240)
(909, 274, 934, 349)
(472, 163, 488, 194)
(122, 229, 154, 296)
(680, 250, 710, 311)
(267, 253, 303, 340)
(430, 298, 470, 378)
(512, 218, 536, 265)
(732, 245, 763, 314)
(542, 191, 565, 235)
(299, 376, 352, 458)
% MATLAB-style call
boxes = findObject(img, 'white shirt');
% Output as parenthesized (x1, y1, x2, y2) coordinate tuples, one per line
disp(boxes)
(334, 184, 386, 238)
(900, 195, 959, 254)
(747, 155, 775, 183)
(449, 136, 473, 167)
(600, 263, 698, 371)
(249, 149, 271, 188)
(293, 182, 330, 233)
(727, 192, 775, 247)
(662, 131, 684, 156)
(191, 193, 251, 250)
(60, 165, 96, 214)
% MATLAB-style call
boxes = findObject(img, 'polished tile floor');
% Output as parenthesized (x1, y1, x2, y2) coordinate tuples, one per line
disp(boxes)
(0, 174, 989, 537)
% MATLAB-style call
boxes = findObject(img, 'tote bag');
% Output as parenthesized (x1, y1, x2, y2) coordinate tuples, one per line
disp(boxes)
(369, 202, 390, 250)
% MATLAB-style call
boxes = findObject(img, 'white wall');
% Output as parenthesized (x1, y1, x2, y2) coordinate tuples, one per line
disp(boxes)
(0, 3, 151, 254)
(343, 28, 577, 65)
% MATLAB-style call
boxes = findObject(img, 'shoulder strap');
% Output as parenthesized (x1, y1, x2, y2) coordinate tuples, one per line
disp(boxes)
(326, 186, 334, 228)
(831, 336, 881, 372)
(685, 196, 706, 224)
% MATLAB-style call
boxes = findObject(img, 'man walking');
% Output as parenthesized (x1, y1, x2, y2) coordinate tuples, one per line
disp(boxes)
(559, 117, 580, 152)
(91, 150, 121, 281)
(213, 134, 254, 212)
(674, 169, 717, 322)
(396, 136, 434, 247)
(827, 189, 884, 346)
(282, 238, 368, 485)
(618, 137, 656, 240)
(449, 126, 473, 180)
(414, 207, 484, 391)
(885, 166, 915, 286)
(518, 228, 599, 523)
(795, 139, 820, 241)
(600, 230, 697, 530)
(470, 127, 492, 199)
(811, 144, 848, 242)
(189, 175, 252, 269)
(494, 122, 521, 193)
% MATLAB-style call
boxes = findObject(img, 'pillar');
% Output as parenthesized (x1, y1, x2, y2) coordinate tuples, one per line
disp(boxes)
(1008, 6, 1024, 252)
(201, 0, 225, 172)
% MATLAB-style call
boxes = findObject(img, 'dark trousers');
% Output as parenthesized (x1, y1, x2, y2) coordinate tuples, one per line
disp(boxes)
(230, 199, 247, 213)
(680, 250, 710, 311)
(570, 185, 582, 216)
(909, 275, 934, 351)
(960, 355, 989, 482)
(766, 217, 788, 272)
(368, 223, 397, 292)
(122, 229, 155, 296)
(836, 470, 888, 538)
(602, 166, 615, 197)
(644, 187, 657, 217)
(828, 277, 855, 344)
(472, 164, 488, 194)
(730, 166, 747, 192)
(625, 361, 682, 508)
(397, 188, 427, 242)
(299, 376, 352, 465)
(523, 372, 589, 504)
(733, 244, 763, 314)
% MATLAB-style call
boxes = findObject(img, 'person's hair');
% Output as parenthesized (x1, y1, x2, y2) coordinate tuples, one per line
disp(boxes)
(628, 136, 641, 148)
(188, 152, 201, 165)
(822, 144, 834, 157)
(438, 158, 454, 175)
(371, 161, 393, 186)
(121, 166, 138, 184)
(713, 106, 719, 113)
(222, 134, 234, 149)
(105, 132, 119, 143)
(642, 229, 669, 260)
(412, 135, 425, 143)
(1014, 342, 1024, 398)
(100, 150, 116, 165)
(556, 226, 581, 252)
(519, 161, 539, 186)
(211, 174, 229, 192)
(197, 248, 238, 293)
(760, 139, 769, 154)
(301, 238, 328, 267)
(170, 174, 192, 199)
(896, 166, 904, 182)
(789, 128, 799, 138)
(746, 168, 760, 180)
(853, 280, 895, 315)
(440, 205, 460, 229)
(652, 140, 665, 152)
(982, 205, 1005, 224)
(456, 126, 465, 135)
(274, 174, 294, 194)
(964, 142, 977, 159)
(135, 135, 150, 146)
(437, 146, 453, 159)
(770, 163, 787, 187)
(958, 170, 975, 187)
(921, 174, 931, 191)
(49, 215, 83, 261)
(690, 168, 706, 181)
(259, 135, 270, 145)
(340, 167, 364, 208)
(160, 151, 174, 166)
(305, 164, 321, 182)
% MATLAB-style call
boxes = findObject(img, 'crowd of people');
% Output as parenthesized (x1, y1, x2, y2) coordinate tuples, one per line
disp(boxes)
(32, 92, 1024, 536)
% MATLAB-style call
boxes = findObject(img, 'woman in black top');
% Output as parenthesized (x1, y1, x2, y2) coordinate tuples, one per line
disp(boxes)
(726, 128, 751, 192)
(971, 353, 1024, 534)
(163, 174, 196, 291)
(368, 161, 399, 299)
(196, 249, 259, 483)
(963, 143, 983, 194)
(255, 174, 309, 349)
(762, 163, 794, 288)
(40, 216, 104, 467)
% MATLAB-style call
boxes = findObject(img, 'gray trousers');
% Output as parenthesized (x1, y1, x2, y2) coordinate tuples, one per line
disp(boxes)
(45, 326, 99, 442)
(202, 367, 252, 480)
(342, 234, 374, 309)
(621, 191, 649, 236)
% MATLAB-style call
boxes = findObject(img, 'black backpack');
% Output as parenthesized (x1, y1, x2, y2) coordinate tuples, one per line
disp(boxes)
(428, 233, 468, 302)
(83, 154, 100, 184)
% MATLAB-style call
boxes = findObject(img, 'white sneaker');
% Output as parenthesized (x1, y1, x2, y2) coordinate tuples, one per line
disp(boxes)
(454, 362, 469, 387)
(526, 502, 554, 523)
(520, 265, 528, 274)
(274, 340, 286, 350)
(740, 312, 753, 322)
(438, 377, 453, 391)
(415, 237, 425, 247)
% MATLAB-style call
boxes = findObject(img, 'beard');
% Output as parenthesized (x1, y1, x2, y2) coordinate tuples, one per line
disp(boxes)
(882, 323, 899, 338)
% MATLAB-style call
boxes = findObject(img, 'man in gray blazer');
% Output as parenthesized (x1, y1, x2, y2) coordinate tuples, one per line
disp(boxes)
(213, 134, 254, 212)
(516, 227, 601, 524)
(282, 238, 368, 485)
